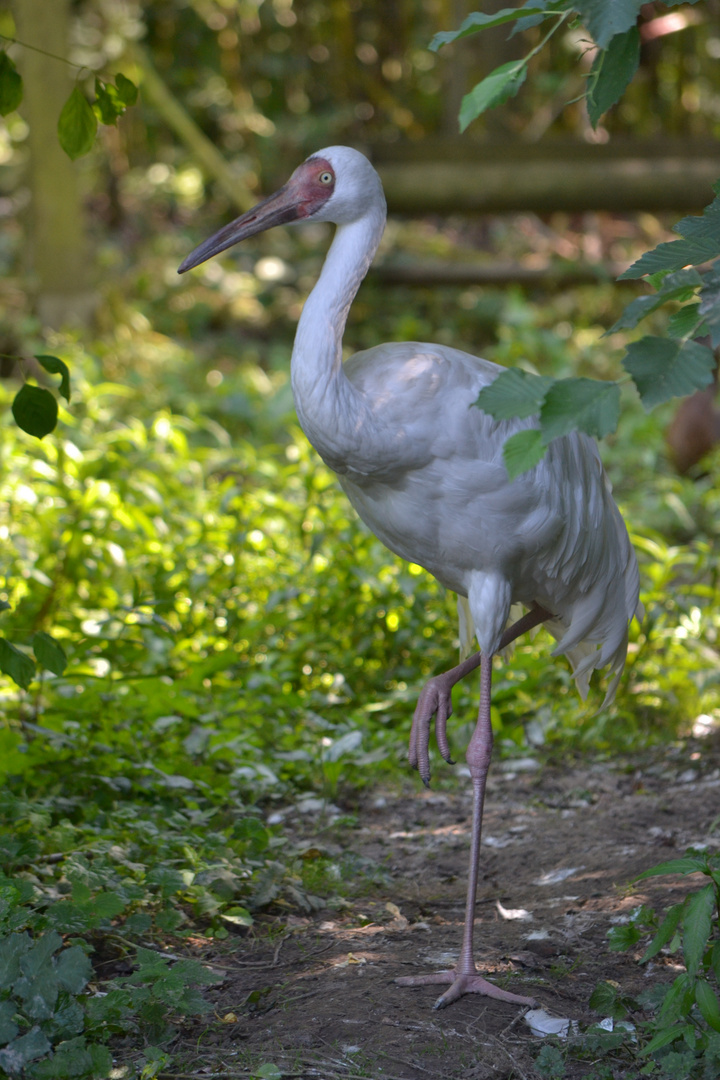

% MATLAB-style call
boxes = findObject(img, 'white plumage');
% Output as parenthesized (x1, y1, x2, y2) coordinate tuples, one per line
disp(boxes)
(180, 145, 641, 1011)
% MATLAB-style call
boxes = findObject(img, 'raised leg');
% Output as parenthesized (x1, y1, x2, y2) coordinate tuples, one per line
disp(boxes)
(408, 603, 551, 785)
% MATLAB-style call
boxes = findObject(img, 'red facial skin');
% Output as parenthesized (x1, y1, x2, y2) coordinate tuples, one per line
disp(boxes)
(178, 157, 336, 274)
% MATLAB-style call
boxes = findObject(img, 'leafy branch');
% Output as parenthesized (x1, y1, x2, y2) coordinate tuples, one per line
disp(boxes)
(474, 184, 720, 477)
(431, 1, 717, 477)
(602, 849, 720, 1076)
(0, 36, 137, 159)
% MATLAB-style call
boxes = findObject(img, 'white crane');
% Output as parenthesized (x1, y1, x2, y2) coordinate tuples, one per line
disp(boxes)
(179, 146, 641, 1011)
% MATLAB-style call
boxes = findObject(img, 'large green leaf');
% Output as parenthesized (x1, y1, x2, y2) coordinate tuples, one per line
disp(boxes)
(32, 632, 68, 677)
(55, 946, 93, 994)
(0, 1026, 51, 1072)
(475, 369, 553, 419)
(623, 337, 715, 410)
(11, 384, 58, 439)
(14, 969, 59, 1020)
(637, 855, 709, 879)
(0, 638, 36, 691)
(0, 52, 22, 115)
(539, 377, 620, 441)
(20, 933, 63, 979)
(57, 86, 97, 160)
(429, 6, 549, 50)
(682, 883, 714, 977)
(587, 26, 640, 127)
(574, 0, 644, 49)
(459, 61, 527, 131)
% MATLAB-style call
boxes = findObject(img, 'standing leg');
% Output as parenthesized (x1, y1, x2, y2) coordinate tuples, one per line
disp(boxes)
(396, 652, 537, 1008)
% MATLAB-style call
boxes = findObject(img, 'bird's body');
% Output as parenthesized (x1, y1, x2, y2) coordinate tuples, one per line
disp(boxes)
(180, 145, 640, 1011)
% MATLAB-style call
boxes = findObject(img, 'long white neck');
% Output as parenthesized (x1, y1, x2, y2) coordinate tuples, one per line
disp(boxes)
(290, 205, 386, 469)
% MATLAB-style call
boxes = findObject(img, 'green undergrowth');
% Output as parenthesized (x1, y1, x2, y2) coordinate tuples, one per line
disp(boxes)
(535, 849, 720, 1080)
(1, 259, 720, 1075)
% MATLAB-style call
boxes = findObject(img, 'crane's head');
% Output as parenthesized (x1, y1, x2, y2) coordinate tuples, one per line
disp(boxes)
(178, 146, 385, 274)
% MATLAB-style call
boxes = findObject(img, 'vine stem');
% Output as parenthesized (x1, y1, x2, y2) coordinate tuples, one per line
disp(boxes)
(0, 33, 97, 79)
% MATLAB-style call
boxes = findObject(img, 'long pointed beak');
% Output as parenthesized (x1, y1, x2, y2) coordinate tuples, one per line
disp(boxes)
(178, 184, 301, 274)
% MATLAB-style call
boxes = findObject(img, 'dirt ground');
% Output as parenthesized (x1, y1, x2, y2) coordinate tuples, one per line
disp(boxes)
(175, 735, 720, 1080)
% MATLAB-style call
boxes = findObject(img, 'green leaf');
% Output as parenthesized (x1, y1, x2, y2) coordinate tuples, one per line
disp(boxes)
(115, 72, 138, 106)
(55, 946, 93, 993)
(608, 923, 642, 951)
(93, 78, 124, 125)
(589, 981, 620, 1012)
(35, 356, 71, 403)
(639, 1022, 693, 1056)
(429, 6, 549, 50)
(254, 1065, 283, 1080)
(0, 52, 23, 115)
(637, 856, 709, 880)
(574, 0, 644, 49)
(459, 61, 527, 131)
(623, 337, 716, 410)
(146, 867, 186, 898)
(475, 369, 553, 420)
(660, 973, 696, 1026)
(682, 884, 714, 977)
(587, 26, 640, 127)
(91, 890, 126, 920)
(0, 638, 36, 691)
(57, 86, 97, 160)
(0, 933, 32, 990)
(502, 428, 546, 480)
(14, 969, 59, 1019)
(607, 268, 704, 334)
(666, 303, 704, 340)
(699, 263, 720, 347)
(221, 906, 254, 928)
(621, 194, 720, 279)
(539, 377, 620, 441)
(0, 1026, 51, 1073)
(0, 1000, 18, 1045)
(695, 979, 720, 1033)
(32, 632, 67, 677)
(11, 384, 59, 439)
(641, 902, 685, 963)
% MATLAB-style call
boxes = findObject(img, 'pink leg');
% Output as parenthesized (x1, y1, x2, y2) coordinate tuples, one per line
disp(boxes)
(398, 604, 551, 1009)
(408, 603, 550, 785)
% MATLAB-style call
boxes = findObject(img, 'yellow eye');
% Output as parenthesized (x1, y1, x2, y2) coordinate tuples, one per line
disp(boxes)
(318, 171, 333, 185)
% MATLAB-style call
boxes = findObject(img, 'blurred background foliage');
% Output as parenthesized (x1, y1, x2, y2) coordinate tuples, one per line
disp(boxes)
(0, 0, 719, 951)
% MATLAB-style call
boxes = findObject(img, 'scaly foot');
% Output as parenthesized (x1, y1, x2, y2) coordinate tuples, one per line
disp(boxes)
(396, 968, 537, 1010)
(407, 673, 457, 784)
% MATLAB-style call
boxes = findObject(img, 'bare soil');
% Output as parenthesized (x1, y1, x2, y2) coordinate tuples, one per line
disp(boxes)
(174, 737, 720, 1080)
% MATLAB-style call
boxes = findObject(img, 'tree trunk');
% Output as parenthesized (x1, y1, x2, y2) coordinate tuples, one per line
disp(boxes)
(13, 0, 96, 328)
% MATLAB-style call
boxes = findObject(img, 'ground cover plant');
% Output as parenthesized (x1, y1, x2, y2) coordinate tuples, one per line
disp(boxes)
(1, 221, 720, 1075)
